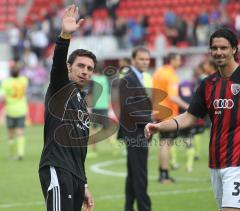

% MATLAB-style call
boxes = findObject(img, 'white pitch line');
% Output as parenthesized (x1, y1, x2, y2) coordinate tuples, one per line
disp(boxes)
(0, 188, 211, 208)
(96, 188, 212, 201)
(90, 158, 210, 182)
(0, 201, 43, 208)
(90, 159, 126, 177)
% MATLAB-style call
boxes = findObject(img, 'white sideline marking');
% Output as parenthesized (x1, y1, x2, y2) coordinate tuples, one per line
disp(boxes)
(96, 188, 211, 200)
(0, 188, 211, 208)
(90, 158, 210, 182)
(0, 201, 43, 208)
(91, 159, 126, 177)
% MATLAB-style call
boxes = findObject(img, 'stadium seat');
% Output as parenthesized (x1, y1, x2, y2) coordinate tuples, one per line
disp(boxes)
(0, 15, 7, 22)
(7, 14, 17, 23)
(7, 6, 17, 14)
(7, 0, 17, 4)
(0, 0, 6, 5)
(176, 41, 189, 48)
(0, 22, 5, 30)
(17, 0, 27, 5)
(0, 6, 7, 13)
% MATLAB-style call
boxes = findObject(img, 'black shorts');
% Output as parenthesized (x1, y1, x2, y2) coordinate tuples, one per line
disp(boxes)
(6, 116, 25, 129)
(39, 166, 85, 211)
(160, 128, 194, 140)
(192, 126, 205, 135)
(91, 109, 109, 129)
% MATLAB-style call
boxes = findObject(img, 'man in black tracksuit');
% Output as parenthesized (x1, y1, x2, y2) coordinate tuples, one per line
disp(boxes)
(38, 5, 96, 211)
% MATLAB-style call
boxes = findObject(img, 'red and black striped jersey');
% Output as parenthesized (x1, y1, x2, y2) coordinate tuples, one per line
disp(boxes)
(188, 66, 240, 169)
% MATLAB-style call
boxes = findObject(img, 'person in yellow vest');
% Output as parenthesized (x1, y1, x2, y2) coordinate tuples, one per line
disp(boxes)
(143, 71, 153, 97)
(152, 53, 188, 183)
(1, 62, 28, 160)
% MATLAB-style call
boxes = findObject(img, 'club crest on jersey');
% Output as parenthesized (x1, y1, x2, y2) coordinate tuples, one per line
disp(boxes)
(231, 84, 240, 95)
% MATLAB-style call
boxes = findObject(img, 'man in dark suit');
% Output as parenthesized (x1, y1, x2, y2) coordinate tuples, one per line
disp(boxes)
(117, 47, 152, 211)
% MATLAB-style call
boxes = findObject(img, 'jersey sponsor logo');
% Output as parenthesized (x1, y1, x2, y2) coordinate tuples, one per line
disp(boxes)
(78, 109, 90, 129)
(213, 99, 234, 109)
(231, 84, 240, 95)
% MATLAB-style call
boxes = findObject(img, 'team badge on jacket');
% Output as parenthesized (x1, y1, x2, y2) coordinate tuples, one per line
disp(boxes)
(231, 84, 240, 95)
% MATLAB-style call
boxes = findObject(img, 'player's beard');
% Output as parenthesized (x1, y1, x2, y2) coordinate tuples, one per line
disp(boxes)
(214, 57, 227, 68)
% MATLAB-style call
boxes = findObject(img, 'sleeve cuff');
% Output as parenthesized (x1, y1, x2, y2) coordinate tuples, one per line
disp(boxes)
(60, 32, 72, 40)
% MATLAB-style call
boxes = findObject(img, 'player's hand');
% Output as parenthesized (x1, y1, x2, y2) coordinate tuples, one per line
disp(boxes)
(62, 4, 84, 34)
(144, 123, 160, 139)
(82, 187, 94, 211)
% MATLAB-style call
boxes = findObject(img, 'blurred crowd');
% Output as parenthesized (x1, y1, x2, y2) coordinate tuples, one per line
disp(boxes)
(3, 0, 240, 100)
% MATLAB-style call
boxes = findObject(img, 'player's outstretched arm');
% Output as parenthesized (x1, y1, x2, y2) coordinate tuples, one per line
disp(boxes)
(145, 111, 197, 138)
(50, 4, 84, 86)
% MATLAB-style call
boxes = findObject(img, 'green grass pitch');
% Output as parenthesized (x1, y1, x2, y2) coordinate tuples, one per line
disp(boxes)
(0, 125, 217, 211)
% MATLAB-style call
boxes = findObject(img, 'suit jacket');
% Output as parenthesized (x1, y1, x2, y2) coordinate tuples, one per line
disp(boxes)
(117, 68, 152, 141)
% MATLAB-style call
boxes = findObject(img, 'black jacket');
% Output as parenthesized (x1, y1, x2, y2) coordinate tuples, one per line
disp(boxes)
(117, 68, 152, 141)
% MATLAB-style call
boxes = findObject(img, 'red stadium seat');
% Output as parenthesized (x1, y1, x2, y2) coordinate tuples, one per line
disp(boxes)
(7, 6, 17, 14)
(0, 22, 5, 30)
(17, 0, 27, 5)
(174, 0, 188, 4)
(0, 15, 7, 22)
(0, 6, 7, 13)
(176, 41, 189, 48)
(0, 0, 6, 5)
(7, 14, 17, 23)
(7, 0, 17, 4)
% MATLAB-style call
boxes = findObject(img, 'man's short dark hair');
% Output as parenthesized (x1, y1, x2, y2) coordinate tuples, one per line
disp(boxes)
(67, 49, 97, 68)
(165, 52, 180, 64)
(131, 47, 150, 59)
(168, 53, 179, 61)
(209, 28, 238, 60)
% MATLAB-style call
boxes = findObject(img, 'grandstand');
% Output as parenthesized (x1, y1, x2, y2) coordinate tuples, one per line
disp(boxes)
(0, 0, 239, 121)
(0, 0, 239, 124)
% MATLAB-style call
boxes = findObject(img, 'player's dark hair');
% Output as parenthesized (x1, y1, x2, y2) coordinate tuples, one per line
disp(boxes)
(67, 49, 97, 68)
(131, 47, 150, 59)
(209, 28, 238, 60)
(165, 52, 180, 64)
(10, 62, 20, 78)
(168, 53, 179, 61)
